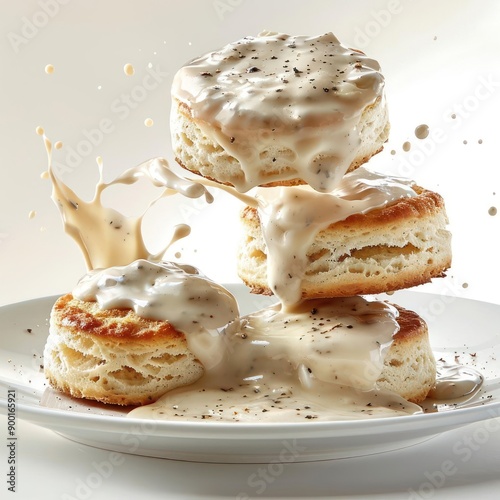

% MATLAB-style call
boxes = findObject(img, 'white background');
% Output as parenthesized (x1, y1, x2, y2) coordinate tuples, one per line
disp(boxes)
(1, 0, 499, 306)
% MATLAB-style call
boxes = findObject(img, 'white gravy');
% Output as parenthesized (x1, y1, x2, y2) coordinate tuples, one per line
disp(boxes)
(256, 167, 416, 306)
(73, 259, 239, 334)
(172, 31, 385, 192)
(130, 296, 424, 421)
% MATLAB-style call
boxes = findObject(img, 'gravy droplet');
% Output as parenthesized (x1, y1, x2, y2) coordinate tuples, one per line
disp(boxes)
(414, 124, 429, 140)
(45, 64, 54, 75)
(402, 141, 411, 152)
(124, 63, 135, 76)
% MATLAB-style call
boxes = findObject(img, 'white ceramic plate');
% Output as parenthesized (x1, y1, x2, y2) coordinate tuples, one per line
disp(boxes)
(1, 286, 500, 463)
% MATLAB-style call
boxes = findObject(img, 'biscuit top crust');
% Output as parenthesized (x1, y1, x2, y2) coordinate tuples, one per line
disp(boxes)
(392, 304, 428, 343)
(172, 32, 385, 192)
(52, 293, 183, 340)
(241, 176, 442, 232)
(72, 259, 239, 335)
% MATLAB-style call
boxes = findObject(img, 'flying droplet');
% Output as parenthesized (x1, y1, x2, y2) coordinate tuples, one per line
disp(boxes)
(124, 63, 135, 76)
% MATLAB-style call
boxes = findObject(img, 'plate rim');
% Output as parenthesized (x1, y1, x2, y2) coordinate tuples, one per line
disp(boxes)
(2, 396, 500, 438)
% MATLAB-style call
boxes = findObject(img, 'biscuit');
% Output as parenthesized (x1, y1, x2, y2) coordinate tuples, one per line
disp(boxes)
(171, 32, 389, 192)
(379, 304, 436, 403)
(44, 294, 204, 406)
(238, 184, 452, 298)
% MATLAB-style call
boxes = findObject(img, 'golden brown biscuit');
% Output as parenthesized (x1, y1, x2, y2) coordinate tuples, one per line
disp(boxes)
(43, 294, 204, 406)
(379, 304, 436, 403)
(238, 184, 452, 298)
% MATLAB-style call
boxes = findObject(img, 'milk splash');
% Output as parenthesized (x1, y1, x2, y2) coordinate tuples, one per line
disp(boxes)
(37, 127, 213, 270)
